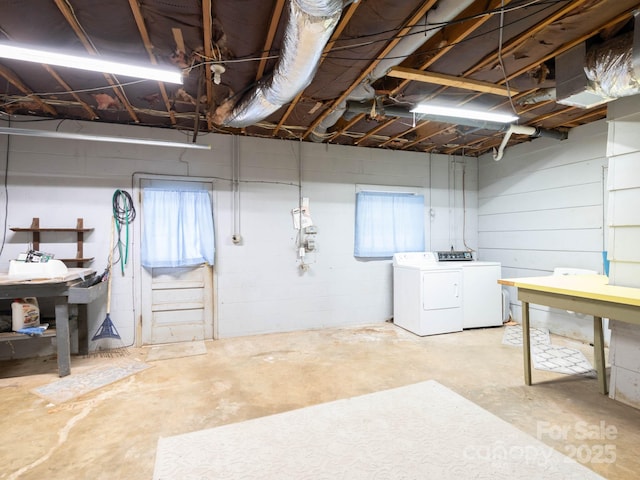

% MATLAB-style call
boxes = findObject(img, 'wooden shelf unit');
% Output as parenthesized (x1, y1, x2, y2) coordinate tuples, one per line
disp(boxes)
(10, 217, 94, 267)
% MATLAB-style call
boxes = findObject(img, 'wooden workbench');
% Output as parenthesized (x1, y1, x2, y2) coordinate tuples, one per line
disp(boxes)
(0, 268, 106, 377)
(498, 274, 640, 395)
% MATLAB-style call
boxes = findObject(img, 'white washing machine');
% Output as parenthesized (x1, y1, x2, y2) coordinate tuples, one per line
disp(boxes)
(392, 252, 503, 336)
(392, 252, 463, 336)
(436, 255, 503, 329)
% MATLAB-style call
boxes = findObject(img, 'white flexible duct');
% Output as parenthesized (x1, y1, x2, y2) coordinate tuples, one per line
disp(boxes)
(492, 125, 536, 161)
(311, 0, 475, 141)
(218, 0, 343, 127)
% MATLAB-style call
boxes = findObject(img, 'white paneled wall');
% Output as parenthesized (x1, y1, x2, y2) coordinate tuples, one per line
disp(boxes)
(477, 120, 609, 342)
(605, 96, 640, 408)
(0, 117, 476, 358)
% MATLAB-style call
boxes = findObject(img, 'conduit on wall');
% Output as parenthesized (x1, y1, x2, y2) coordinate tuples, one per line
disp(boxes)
(217, 0, 343, 127)
(231, 135, 242, 244)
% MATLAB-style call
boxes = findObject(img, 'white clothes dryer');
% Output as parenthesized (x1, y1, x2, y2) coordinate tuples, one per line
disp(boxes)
(392, 252, 463, 336)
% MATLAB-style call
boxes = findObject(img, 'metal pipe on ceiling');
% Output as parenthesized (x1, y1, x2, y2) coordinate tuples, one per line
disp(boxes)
(344, 100, 568, 160)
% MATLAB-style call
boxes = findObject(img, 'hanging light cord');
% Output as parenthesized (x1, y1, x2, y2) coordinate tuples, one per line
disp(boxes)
(112, 189, 136, 274)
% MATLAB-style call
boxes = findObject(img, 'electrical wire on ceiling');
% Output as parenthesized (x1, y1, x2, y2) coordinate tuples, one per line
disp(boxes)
(0, 79, 149, 108)
(187, 0, 568, 69)
(112, 189, 136, 275)
(497, 0, 519, 117)
(0, 0, 569, 109)
(320, 0, 566, 62)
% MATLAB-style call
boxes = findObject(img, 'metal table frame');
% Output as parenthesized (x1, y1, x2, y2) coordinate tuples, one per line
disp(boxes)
(500, 275, 640, 395)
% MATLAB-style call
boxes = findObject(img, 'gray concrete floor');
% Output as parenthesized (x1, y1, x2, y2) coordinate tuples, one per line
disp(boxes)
(1, 322, 640, 479)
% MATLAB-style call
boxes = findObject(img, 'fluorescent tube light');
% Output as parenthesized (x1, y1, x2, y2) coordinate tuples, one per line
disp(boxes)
(0, 126, 210, 150)
(0, 43, 183, 84)
(410, 104, 518, 124)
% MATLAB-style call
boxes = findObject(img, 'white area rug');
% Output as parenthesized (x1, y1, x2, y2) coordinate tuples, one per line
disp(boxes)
(146, 341, 207, 362)
(153, 380, 604, 480)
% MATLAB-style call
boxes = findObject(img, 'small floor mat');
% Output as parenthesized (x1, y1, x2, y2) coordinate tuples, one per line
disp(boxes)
(502, 324, 551, 346)
(146, 340, 207, 362)
(32, 359, 151, 404)
(532, 344, 596, 377)
(502, 324, 595, 377)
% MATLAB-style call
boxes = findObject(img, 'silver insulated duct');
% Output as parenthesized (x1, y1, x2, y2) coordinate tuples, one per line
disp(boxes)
(218, 0, 343, 127)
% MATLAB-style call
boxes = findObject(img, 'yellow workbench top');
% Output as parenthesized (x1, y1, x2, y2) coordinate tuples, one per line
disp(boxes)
(498, 274, 640, 307)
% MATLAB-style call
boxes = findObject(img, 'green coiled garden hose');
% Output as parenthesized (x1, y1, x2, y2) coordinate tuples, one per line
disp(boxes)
(112, 189, 136, 274)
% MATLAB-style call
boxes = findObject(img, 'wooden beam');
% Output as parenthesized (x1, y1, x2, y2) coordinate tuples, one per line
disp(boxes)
(128, 0, 177, 125)
(329, 112, 366, 141)
(391, 0, 513, 96)
(384, 4, 635, 156)
(387, 0, 595, 150)
(466, 0, 592, 76)
(41, 65, 97, 120)
(354, 118, 397, 145)
(202, 0, 214, 131)
(54, 0, 140, 123)
(387, 66, 518, 97)
(257, 0, 286, 81)
(379, 120, 429, 148)
(401, 124, 453, 151)
(0, 65, 58, 116)
(501, 8, 637, 86)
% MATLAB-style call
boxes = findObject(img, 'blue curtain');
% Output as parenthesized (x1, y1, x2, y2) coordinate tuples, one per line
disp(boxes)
(354, 191, 425, 258)
(141, 188, 215, 267)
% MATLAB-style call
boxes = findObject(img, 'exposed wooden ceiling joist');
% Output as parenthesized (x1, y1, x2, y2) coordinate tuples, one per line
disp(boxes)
(0, 64, 58, 116)
(466, 0, 592, 76)
(53, 0, 140, 123)
(202, 0, 214, 131)
(1, 0, 634, 157)
(391, 0, 513, 96)
(387, 66, 518, 97)
(128, 0, 176, 125)
(256, 0, 286, 82)
(303, 0, 439, 140)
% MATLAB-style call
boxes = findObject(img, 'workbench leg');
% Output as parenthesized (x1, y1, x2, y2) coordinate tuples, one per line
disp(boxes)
(522, 301, 532, 386)
(77, 304, 88, 356)
(594, 316, 608, 395)
(55, 297, 71, 377)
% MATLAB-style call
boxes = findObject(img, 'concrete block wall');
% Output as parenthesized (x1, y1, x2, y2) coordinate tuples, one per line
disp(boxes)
(0, 117, 476, 358)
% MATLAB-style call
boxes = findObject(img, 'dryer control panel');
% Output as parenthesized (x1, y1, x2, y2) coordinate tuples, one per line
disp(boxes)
(437, 251, 473, 261)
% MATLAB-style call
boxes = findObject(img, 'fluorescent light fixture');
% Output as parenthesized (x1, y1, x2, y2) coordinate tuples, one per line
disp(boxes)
(0, 43, 183, 84)
(410, 104, 518, 124)
(0, 126, 210, 150)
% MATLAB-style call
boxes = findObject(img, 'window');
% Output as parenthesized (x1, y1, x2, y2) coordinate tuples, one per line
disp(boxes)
(354, 191, 425, 258)
(141, 188, 215, 267)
